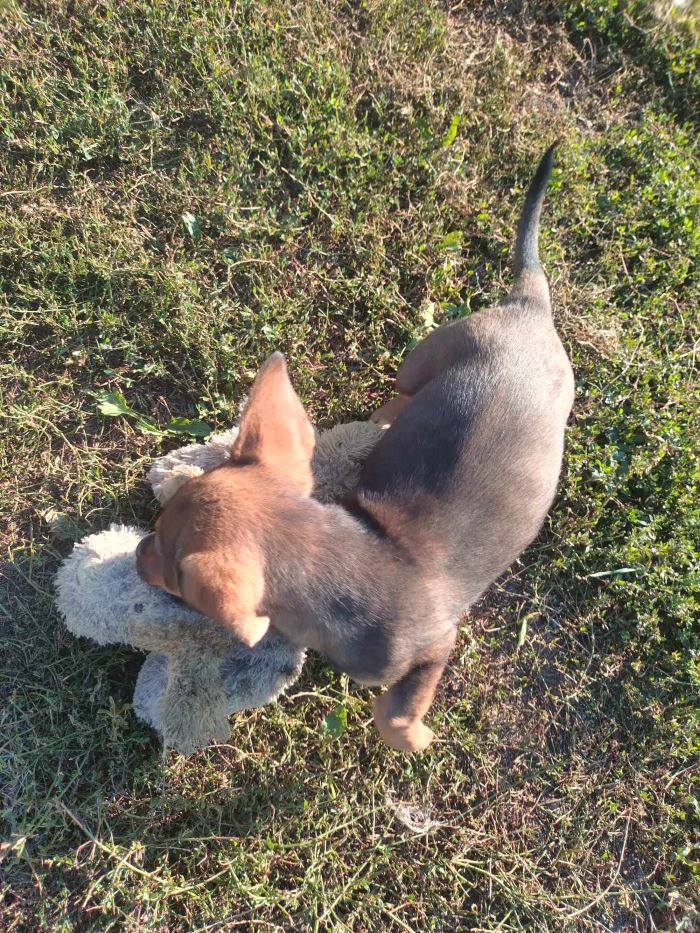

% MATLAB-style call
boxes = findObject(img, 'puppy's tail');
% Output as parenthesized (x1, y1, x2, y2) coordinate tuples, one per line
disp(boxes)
(511, 142, 557, 299)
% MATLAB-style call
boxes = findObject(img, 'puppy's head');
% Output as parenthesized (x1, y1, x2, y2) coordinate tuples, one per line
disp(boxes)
(136, 352, 315, 631)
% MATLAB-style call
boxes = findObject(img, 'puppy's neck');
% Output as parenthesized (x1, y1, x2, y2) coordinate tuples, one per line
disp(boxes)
(260, 495, 404, 648)
(265, 495, 397, 593)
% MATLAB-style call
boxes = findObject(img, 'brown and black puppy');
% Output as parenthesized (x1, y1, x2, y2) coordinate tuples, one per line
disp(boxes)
(136, 145, 574, 752)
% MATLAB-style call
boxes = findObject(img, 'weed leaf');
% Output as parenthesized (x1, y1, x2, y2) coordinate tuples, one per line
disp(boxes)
(441, 113, 460, 147)
(95, 390, 131, 417)
(181, 211, 202, 240)
(517, 617, 528, 650)
(438, 230, 462, 251)
(164, 417, 212, 438)
(322, 704, 348, 739)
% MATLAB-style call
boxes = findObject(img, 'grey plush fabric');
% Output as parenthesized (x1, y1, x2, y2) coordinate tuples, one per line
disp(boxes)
(311, 420, 385, 503)
(133, 637, 305, 752)
(148, 427, 240, 505)
(54, 419, 383, 753)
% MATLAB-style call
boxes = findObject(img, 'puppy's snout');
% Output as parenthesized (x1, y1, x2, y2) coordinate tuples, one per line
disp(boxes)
(135, 532, 157, 583)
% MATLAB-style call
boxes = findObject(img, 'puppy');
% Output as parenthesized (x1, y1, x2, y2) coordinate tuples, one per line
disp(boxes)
(137, 145, 574, 751)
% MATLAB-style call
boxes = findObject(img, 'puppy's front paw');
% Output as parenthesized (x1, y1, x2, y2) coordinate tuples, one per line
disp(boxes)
(373, 694, 435, 752)
(236, 614, 270, 647)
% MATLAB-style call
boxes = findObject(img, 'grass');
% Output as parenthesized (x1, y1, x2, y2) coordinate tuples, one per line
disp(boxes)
(1, 0, 698, 929)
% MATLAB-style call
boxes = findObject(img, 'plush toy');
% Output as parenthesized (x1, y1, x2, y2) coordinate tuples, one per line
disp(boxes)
(55, 419, 384, 754)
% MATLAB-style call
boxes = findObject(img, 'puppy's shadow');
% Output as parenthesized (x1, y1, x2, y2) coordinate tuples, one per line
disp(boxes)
(454, 553, 681, 790)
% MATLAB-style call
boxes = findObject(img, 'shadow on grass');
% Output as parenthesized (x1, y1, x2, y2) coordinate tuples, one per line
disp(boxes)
(2, 550, 315, 841)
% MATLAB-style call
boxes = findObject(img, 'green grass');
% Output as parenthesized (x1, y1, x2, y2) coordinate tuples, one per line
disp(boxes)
(1, 0, 698, 929)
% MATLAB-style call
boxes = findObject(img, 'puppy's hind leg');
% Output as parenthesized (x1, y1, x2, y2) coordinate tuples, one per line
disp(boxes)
(395, 319, 477, 396)
(370, 393, 412, 429)
(373, 630, 456, 752)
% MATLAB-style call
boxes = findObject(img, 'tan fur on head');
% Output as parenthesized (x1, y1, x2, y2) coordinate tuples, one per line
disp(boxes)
(136, 353, 320, 645)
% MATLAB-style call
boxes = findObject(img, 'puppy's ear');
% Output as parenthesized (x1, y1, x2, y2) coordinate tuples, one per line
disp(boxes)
(179, 550, 269, 646)
(231, 352, 315, 493)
